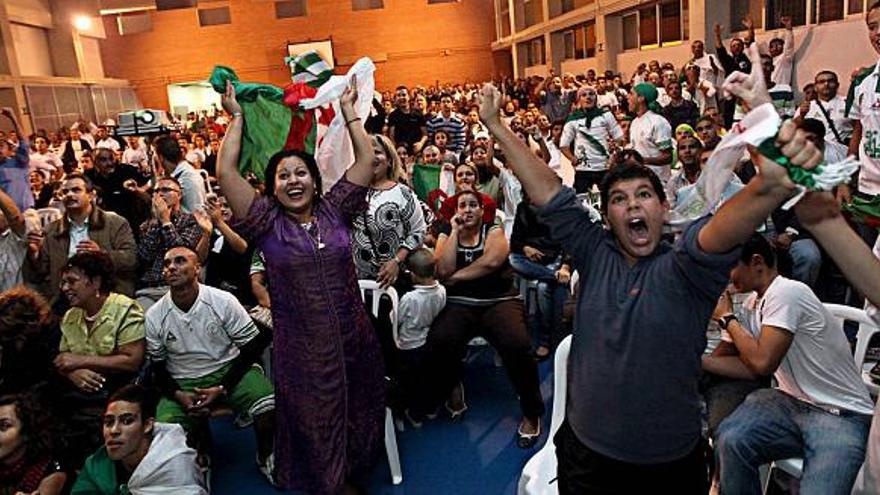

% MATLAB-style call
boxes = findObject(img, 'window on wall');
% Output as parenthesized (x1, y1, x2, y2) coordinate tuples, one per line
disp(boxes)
(523, 0, 544, 28)
(275, 0, 307, 18)
(560, 0, 592, 15)
(623, 13, 639, 50)
(625, 1, 688, 50)
(500, 1, 512, 38)
(849, 0, 865, 15)
(352, 0, 383, 10)
(766, 0, 807, 28)
(526, 37, 545, 66)
(585, 20, 596, 57)
(198, 7, 231, 26)
(730, 0, 763, 32)
(818, 0, 845, 21)
(659, 0, 682, 43)
(639, 6, 658, 47)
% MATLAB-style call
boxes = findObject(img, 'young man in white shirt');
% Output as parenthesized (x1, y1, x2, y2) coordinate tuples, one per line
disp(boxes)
(560, 86, 625, 194)
(710, 234, 873, 495)
(843, 2, 880, 247)
(95, 126, 121, 153)
(628, 83, 673, 181)
(72, 384, 206, 494)
(794, 71, 852, 151)
(146, 246, 275, 483)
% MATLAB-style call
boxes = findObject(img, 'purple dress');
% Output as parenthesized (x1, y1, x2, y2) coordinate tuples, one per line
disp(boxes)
(234, 178, 386, 494)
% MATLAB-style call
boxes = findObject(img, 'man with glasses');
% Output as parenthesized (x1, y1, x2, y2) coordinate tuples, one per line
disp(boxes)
(795, 71, 851, 159)
(134, 176, 208, 310)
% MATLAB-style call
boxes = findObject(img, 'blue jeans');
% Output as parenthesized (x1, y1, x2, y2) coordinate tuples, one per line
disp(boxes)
(716, 388, 870, 495)
(788, 238, 822, 288)
(508, 253, 568, 348)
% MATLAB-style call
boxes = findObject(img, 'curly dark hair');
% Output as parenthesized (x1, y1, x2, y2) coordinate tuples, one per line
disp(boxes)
(63, 251, 116, 293)
(0, 287, 52, 347)
(0, 393, 59, 463)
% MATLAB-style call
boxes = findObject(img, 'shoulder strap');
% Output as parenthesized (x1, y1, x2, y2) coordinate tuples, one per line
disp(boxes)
(814, 99, 846, 146)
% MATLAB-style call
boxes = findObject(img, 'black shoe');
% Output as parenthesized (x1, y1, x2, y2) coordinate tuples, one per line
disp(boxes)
(516, 421, 542, 449)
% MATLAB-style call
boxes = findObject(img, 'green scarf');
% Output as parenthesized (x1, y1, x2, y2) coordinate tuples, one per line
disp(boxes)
(634, 83, 663, 114)
(567, 107, 612, 157)
(208, 66, 291, 179)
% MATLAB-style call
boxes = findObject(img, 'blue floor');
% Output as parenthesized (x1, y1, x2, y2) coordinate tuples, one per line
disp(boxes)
(210, 351, 555, 494)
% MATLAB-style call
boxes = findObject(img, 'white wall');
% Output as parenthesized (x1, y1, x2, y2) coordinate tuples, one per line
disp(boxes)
(561, 57, 601, 75)
(10, 23, 53, 76)
(615, 43, 692, 80)
(5, 0, 52, 28)
(166, 83, 221, 115)
(80, 36, 105, 79)
(747, 18, 877, 98)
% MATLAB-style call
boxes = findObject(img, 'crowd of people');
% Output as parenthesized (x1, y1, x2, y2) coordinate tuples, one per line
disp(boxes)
(2, 5, 880, 495)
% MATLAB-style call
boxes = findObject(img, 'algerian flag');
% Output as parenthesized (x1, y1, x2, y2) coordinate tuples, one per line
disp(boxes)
(287, 50, 333, 88)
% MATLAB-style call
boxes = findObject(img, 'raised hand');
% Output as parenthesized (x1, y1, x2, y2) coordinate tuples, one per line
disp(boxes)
(780, 16, 792, 30)
(722, 43, 770, 110)
(714, 24, 722, 37)
(752, 119, 823, 192)
(221, 80, 242, 115)
(477, 84, 503, 126)
(193, 207, 214, 233)
(340, 74, 359, 110)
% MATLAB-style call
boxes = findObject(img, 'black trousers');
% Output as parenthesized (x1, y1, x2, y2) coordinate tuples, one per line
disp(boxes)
(414, 300, 545, 419)
(573, 170, 607, 195)
(554, 420, 709, 495)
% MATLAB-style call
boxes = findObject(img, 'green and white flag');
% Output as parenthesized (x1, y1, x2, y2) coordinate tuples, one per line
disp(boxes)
(286, 50, 332, 88)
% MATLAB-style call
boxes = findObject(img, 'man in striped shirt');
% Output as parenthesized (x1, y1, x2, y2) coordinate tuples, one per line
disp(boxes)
(427, 94, 467, 154)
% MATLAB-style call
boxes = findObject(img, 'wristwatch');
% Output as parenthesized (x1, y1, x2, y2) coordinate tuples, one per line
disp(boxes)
(717, 314, 738, 330)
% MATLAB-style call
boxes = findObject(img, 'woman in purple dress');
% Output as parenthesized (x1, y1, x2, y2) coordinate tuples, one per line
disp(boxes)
(217, 78, 385, 494)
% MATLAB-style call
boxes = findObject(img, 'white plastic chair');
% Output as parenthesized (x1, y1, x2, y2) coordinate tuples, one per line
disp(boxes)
(762, 304, 879, 493)
(358, 280, 403, 485)
(518, 334, 572, 495)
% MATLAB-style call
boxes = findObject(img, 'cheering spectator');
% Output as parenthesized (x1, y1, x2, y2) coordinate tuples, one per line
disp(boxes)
(218, 77, 386, 493)
(662, 79, 700, 131)
(560, 86, 625, 194)
(539, 75, 574, 123)
(628, 83, 674, 181)
(86, 148, 151, 236)
(427, 94, 467, 154)
(688, 39, 725, 93)
(0, 109, 32, 212)
(30, 135, 63, 179)
(94, 126, 121, 153)
(61, 127, 92, 173)
(121, 137, 149, 173)
(388, 86, 428, 151)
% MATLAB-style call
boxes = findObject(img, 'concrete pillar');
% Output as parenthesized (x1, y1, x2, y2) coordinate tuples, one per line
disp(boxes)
(46, 0, 102, 78)
(0, 3, 32, 133)
(602, 12, 622, 74)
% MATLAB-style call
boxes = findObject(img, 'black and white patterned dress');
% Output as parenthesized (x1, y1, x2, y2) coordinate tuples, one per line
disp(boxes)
(352, 183, 427, 279)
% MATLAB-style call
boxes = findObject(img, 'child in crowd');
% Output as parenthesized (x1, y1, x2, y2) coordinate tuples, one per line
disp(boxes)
(398, 248, 446, 424)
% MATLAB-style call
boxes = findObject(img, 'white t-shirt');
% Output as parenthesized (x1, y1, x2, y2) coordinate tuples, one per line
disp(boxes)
(398, 282, 446, 350)
(629, 111, 673, 181)
(735, 276, 874, 415)
(560, 110, 624, 172)
(145, 284, 259, 379)
(29, 152, 62, 177)
(122, 147, 149, 170)
(795, 95, 853, 146)
(96, 137, 120, 152)
(845, 58, 880, 195)
(597, 92, 619, 111)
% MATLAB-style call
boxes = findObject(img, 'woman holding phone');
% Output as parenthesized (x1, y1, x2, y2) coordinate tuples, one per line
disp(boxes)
(410, 190, 544, 447)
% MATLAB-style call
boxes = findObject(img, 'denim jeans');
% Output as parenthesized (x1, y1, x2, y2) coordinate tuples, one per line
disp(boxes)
(788, 238, 822, 288)
(716, 388, 871, 495)
(508, 253, 568, 347)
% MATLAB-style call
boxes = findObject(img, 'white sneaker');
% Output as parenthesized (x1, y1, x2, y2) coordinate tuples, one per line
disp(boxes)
(257, 453, 276, 486)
